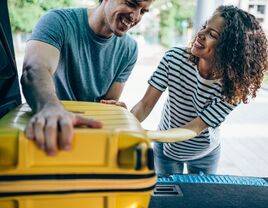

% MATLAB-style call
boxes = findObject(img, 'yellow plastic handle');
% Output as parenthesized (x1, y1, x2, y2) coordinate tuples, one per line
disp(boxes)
(146, 128, 197, 143)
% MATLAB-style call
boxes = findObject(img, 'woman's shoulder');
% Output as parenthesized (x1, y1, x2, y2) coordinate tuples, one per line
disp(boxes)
(166, 46, 190, 57)
(168, 46, 190, 53)
(165, 46, 191, 62)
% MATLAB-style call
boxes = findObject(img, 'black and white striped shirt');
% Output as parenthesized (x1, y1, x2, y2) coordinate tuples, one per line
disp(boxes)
(148, 47, 236, 161)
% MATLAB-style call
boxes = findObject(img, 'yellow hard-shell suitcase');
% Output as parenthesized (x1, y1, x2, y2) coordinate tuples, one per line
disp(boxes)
(0, 101, 156, 202)
(0, 192, 152, 208)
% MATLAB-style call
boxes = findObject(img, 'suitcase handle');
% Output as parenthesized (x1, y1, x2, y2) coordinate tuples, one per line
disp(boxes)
(118, 142, 154, 171)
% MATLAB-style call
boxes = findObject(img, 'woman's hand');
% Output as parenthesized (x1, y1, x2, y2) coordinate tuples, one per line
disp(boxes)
(100, 100, 128, 109)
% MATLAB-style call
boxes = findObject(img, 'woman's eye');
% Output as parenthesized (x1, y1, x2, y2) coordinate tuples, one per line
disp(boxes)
(210, 32, 217, 39)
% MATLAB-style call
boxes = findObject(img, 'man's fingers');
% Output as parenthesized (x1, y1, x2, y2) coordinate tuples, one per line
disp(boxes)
(73, 115, 103, 128)
(25, 117, 36, 140)
(44, 118, 58, 155)
(34, 117, 46, 150)
(25, 109, 102, 156)
(59, 117, 73, 150)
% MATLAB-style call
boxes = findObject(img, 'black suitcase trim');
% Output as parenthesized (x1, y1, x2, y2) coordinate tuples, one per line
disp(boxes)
(0, 173, 156, 181)
(0, 185, 156, 197)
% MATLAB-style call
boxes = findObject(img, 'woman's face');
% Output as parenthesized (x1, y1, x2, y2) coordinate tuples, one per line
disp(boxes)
(191, 13, 224, 63)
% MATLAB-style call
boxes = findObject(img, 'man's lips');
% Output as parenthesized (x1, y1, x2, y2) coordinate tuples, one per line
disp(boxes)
(119, 16, 134, 29)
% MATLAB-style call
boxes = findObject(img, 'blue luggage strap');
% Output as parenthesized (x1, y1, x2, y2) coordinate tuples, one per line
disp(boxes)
(157, 174, 268, 187)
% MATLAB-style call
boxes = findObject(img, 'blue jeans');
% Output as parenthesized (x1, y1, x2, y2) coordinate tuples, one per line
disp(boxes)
(153, 142, 221, 176)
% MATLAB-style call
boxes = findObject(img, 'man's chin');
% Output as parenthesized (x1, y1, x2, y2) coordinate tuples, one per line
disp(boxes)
(113, 30, 126, 37)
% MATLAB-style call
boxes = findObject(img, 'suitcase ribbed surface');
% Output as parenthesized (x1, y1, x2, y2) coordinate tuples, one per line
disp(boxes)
(0, 101, 143, 132)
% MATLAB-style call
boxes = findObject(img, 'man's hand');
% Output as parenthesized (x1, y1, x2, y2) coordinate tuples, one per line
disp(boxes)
(100, 100, 128, 109)
(25, 104, 102, 156)
(21, 41, 102, 156)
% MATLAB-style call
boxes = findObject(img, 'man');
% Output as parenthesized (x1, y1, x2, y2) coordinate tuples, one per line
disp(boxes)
(21, 0, 153, 156)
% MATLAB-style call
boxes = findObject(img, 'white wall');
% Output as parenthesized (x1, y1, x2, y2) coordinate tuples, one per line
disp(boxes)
(193, 0, 224, 34)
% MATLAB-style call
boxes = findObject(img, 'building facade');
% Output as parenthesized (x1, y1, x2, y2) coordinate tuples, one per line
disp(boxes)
(224, 0, 268, 35)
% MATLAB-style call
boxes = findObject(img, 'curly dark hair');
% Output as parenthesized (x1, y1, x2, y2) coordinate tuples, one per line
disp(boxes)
(189, 5, 268, 104)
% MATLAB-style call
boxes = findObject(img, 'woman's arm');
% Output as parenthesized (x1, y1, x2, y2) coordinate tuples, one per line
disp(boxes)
(131, 85, 162, 122)
(181, 117, 209, 135)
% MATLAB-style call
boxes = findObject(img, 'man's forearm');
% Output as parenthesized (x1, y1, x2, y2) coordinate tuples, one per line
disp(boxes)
(21, 40, 61, 113)
(21, 65, 61, 113)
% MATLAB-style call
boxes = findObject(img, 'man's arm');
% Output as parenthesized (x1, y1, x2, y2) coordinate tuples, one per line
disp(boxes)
(21, 40, 102, 156)
(103, 82, 125, 101)
(22, 41, 60, 112)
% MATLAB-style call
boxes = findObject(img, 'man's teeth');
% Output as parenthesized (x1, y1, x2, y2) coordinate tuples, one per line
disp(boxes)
(122, 18, 131, 27)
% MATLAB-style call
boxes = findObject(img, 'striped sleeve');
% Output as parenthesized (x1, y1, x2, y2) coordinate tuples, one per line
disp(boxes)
(148, 51, 171, 92)
(200, 100, 236, 128)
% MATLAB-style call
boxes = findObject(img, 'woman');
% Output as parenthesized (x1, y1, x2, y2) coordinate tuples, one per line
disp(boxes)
(102, 5, 268, 175)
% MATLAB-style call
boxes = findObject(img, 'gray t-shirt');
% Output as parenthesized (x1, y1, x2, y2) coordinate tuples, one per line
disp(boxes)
(29, 8, 138, 102)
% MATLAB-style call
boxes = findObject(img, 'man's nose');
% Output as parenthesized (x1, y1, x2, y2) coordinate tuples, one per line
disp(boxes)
(130, 9, 142, 23)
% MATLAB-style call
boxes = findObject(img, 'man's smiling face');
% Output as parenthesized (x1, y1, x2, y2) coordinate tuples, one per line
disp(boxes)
(103, 0, 152, 37)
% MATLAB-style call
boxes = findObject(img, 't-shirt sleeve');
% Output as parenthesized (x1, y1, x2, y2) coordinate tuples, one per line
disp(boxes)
(115, 39, 138, 82)
(29, 10, 66, 51)
(148, 50, 170, 92)
(199, 100, 237, 128)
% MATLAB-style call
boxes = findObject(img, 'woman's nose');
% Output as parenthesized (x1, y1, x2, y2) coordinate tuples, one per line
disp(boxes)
(197, 31, 205, 40)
